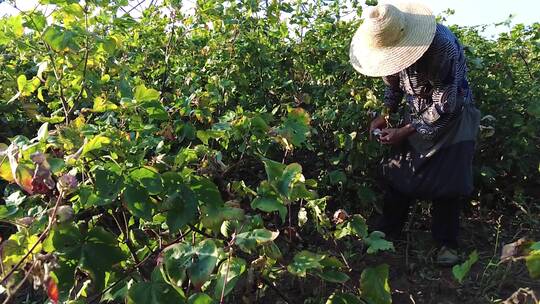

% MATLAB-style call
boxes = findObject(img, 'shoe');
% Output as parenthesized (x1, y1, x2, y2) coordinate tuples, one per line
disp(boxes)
(436, 246, 459, 266)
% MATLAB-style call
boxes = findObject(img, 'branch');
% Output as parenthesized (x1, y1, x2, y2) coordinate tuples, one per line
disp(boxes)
(517, 50, 536, 81)
(2, 261, 37, 304)
(260, 276, 292, 303)
(125, 0, 147, 15)
(87, 228, 192, 303)
(188, 224, 220, 240)
(11, 5, 70, 123)
(70, 3, 90, 117)
(219, 250, 232, 303)
(0, 194, 63, 286)
(160, 12, 177, 97)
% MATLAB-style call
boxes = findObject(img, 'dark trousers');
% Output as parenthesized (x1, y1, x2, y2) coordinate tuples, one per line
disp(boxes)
(376, 186, 464, 249)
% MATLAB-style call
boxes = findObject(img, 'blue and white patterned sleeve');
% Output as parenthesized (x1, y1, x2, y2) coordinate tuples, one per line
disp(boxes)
(411, 26, 466, 140)
(382, 73, 403, 113)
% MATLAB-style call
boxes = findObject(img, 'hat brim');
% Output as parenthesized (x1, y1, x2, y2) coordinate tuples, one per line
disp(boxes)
(349, 1, 436, 77)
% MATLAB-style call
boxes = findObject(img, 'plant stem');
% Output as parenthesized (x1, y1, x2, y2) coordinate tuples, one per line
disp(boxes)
(261, 276, 292, 303)
(2, 261, 37, 304)
(0, 193, 63, 286)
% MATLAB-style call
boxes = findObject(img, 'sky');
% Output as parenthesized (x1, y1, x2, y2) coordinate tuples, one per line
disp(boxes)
(1, 0, 538, 37)
(420, 0, 539, 37)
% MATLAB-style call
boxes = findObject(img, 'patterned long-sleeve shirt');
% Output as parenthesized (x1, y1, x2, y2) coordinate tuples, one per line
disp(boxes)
(383, 23, 472, 141)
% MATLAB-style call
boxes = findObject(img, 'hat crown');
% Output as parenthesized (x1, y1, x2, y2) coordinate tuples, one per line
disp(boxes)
(362, 4, 405, 48)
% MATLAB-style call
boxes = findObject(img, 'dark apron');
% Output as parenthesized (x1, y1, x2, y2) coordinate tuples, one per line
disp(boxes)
(381, 97, 481, 200)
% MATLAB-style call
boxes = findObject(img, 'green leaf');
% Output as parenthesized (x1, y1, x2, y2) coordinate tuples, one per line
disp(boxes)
(40, 0, 79, 5)
(334, 214, 368, 239)
(251, 196, 287, 223)
(143, 101, 168, 120)
(190, 176, 224, 209)
(357, 185, 377, 206)
(127, 269, 184, 304)
(82, 135, 111, 156)
(334, 215, 368, 240)
(202, 204, 245, 234)
(196, 130, 226, 145)
(526, 251, 540, 279)
(252, 229, 279, 242)
(328, 170, 347, 185)
(320, 256, 345, 269)
(100, 37, 117, 54)
(287, 250, 325, 277)
(48, 158, 66, 174)
(527, 101, 540, 118)
(277, 108, 311, 147)
(263, 241, 283, 260)
(359, 264, 391, 304)
(164, 184, 198, 233)
(1, 232, 41, 269)
(130, 167, 163, 195)
(235, 229, 279, 253)
(350, 215, 369, 238)
(277, 163, 302, 197)
(326, 292, 364, 304)
(134, 84, 160, 102)
(364, 231, 394, 254)
(9, 15, 24, 37)
(261, 158, 285, 181)
(162, 243, 193, 287)
(188, 293, 216, 304)
(124, 185, 155, 221)
(44, 225, 126, 291)
(452, 250, 479, 283)
(213, 257, 246, 298)
(35, 115, 65, 124)
(86, 168, 123, 206)
(24, 12, 47, 31)
(0, 205, 19, 218)
(306, 197, 331, 231)
(58, 3, 84, 25)
(188, 239, 219, 290)
(43, 25, 77, 51)
(317, 269, 350, 283)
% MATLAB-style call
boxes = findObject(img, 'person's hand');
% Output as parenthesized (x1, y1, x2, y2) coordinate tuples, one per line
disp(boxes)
(380, 125, 415, 145)
(369, 116, 387, 140)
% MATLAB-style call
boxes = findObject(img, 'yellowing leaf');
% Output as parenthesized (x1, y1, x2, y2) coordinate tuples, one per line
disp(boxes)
(0, 157, 14, 182)
(93, 96, 118, 112)
(2, 233, 42, 269)
(0, 144, 14, 182)
(17, 75, 41, 96)
(16, 164, 34, 194)
(134, 84, 160, 102)
(9, 15, 24, 38)
(82, 135, 111, 156)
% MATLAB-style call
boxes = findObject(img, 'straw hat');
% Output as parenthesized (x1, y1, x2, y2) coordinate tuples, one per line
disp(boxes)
(349, 1, 436, 77)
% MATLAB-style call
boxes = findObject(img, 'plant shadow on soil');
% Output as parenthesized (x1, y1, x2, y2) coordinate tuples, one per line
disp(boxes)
(258, 206, 540, 304)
